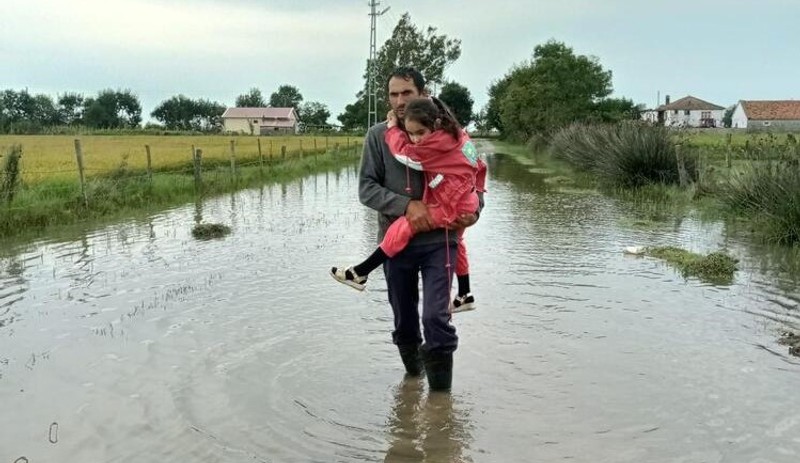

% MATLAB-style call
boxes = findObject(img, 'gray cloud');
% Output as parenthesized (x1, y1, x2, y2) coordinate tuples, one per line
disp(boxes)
(3, 0, 799, 122)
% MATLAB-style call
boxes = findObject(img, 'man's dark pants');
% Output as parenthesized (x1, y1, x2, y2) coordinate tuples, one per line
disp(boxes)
(383, 242, 458, 354)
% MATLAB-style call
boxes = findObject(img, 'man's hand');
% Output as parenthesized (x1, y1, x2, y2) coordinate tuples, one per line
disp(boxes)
(387, 110, 398, 128)
(449, 213, 478, 231)
(405, 200, 435, 233)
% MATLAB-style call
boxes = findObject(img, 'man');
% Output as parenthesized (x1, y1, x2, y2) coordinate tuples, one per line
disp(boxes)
(358, 67, 482, 391)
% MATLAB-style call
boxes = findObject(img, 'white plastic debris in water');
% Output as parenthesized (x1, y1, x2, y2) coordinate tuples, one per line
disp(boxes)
(623, 246, 647, 255)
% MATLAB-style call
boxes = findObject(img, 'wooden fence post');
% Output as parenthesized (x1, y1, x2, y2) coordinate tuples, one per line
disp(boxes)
(145, 144, 153, 183)
(257, 137, 264, 173)
(193, 148, 203, 192)
(726, 132, 733, 169)
(229, 140, 237, 180)
(675, 144, 689, 188)
(73, 139, 88, 206)
(281, 145, 287, 161)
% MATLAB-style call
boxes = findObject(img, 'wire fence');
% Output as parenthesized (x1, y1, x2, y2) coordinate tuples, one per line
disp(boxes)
(0, 136, 363, 215)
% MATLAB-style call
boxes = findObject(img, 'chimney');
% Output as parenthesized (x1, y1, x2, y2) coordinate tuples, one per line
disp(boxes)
(665, 95, 671, 105)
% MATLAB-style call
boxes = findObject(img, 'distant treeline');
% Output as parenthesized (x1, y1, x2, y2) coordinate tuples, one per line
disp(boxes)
(0, 88, 224, 134)
(0, 85, 338, 135)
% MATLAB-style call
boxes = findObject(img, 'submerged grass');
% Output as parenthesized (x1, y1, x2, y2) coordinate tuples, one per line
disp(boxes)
(646, 246, 739, 285)
(778, 331, 800, 357)
(492, 140, 595, 189)
(0, 147, 361, 239)
(191, 223, 232, 240)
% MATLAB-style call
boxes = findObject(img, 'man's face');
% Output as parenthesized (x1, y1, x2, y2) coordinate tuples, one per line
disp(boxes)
(387, 76, 422, 119)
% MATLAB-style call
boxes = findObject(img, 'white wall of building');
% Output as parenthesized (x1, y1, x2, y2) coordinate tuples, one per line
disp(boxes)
(731, 102, 748, 129)
(223, 118, 256, 134)
(664, 109, 724, 127)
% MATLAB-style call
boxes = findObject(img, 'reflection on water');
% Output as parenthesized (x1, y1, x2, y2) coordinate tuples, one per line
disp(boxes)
(385, 379, 472, 463)
(1, 153, 800, 462)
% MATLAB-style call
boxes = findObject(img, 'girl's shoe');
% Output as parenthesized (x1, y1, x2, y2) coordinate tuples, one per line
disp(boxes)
(451, 293, 476, 313)
(330, 266, 367, 291)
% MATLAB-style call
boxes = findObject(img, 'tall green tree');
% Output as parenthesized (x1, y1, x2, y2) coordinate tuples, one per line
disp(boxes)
(588, 97, 639, 123)
(1, 89, 63, 131)
(151, 95, 225, 131)
(722, 105, 735, 128)
(438, 81, 474, 127)
(31, 94, 59, 126)
(82, 89, 141, 129)
(338, 13, 462, 131)
(337, 97, 367, 131)
(269, 85, 303, 112)
(488, 40, 614, 140)
(472, 107, 489, 133)
(298, 101, 330, 128)
(485, 74, 514, 132)
(235, 88, 266, 107)
(58, 93, 84, 125)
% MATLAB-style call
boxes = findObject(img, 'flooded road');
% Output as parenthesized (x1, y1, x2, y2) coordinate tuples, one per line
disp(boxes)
(1, 149, 799, 462)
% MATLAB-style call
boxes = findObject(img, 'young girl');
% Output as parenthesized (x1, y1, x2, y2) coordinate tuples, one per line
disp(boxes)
(330, 97, 486, 313)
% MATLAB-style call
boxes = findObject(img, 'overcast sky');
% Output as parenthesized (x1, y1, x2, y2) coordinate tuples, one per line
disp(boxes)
(3, 0, 799, 123)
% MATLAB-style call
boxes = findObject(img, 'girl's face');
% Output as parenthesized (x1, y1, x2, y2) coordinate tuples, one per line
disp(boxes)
(404, 119, 432, 144)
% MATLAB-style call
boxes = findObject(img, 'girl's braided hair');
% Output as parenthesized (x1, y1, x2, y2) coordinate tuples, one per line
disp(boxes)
(404, 96, 462, 140)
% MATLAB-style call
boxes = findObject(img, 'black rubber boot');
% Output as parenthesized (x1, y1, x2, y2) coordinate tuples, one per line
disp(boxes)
(398, 343, 423, 377)
(421, 346, 453, 391)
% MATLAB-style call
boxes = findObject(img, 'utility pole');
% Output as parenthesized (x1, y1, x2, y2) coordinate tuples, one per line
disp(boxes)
(368, 0, 390, 129)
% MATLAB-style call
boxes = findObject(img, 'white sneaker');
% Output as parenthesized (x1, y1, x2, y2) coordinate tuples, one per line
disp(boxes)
(330, 266, 367, 291)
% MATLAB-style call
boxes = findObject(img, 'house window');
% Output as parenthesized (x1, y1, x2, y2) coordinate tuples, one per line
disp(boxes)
(701, 111, 711, 119)
(684, 110, 690, 116)
(253, 119, 258, 124)
(673, 110, 678, 114)
(763, 121, 772, 127)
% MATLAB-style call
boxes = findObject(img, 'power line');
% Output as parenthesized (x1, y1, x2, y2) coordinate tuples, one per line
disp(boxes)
(368, 0, 390, 129)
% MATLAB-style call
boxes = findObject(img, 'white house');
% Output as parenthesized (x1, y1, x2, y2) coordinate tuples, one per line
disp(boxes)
(654, 95, 725, 128)
(640, 109, 659, 124)
(731, 100, 800, 131)
(221, 107, 299, 135)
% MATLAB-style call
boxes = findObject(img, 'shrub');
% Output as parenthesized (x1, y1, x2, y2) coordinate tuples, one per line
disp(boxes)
(1, 144, 22, 203)
(720, 158, 800, 244)
(549, 122, 695, 187)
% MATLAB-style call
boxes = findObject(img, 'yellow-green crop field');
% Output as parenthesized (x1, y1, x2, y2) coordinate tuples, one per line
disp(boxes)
(0, 135, 362, 183)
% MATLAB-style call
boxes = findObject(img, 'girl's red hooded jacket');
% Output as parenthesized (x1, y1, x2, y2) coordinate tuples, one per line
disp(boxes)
(385, 126, 486, 224)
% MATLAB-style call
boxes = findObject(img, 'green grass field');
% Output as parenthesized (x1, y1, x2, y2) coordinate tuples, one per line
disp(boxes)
(0, 134, 362, 183)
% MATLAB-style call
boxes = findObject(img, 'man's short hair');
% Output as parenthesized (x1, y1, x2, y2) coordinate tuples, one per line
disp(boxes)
(386, 67, 426, 94)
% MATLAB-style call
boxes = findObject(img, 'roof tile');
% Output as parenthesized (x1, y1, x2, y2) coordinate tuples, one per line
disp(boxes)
(740, 100, 800, 121)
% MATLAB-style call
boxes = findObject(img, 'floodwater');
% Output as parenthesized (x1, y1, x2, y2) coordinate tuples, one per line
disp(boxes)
(1, 148, 799, 463)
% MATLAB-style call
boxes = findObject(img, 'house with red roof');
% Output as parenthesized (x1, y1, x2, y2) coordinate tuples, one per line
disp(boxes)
(221, 107, 299, 135)
(731, 100, 800, 131)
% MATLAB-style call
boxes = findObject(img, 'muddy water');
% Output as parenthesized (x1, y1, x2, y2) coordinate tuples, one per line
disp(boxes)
(1, 150, 799, 463)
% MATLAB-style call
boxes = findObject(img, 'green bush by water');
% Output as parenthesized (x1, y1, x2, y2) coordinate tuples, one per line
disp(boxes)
(719, 139, 800, 244)
(549, 122, 696, 188)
